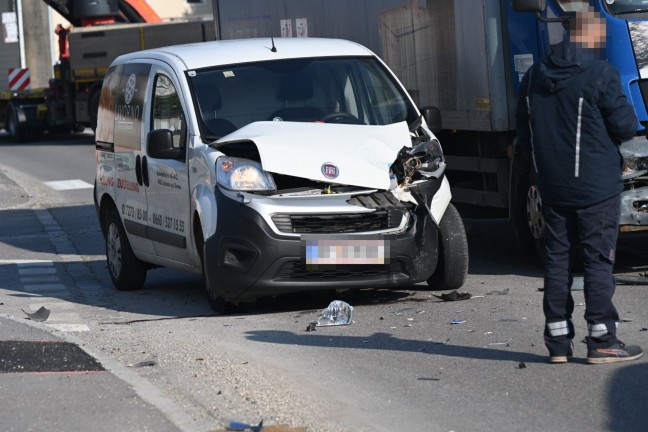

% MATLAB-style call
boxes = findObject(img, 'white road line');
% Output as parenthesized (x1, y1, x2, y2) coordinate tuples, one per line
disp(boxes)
(20, 276, 60, 283)
(23, 283, 67, 292)
(43, 179, 93, 190)
(0, 260, 53, 266)
(18, 268, 57, 275)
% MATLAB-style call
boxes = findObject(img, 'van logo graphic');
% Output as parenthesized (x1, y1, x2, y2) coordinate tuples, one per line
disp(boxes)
(321, 163, 339, 179)
(124, 74, 137, 105)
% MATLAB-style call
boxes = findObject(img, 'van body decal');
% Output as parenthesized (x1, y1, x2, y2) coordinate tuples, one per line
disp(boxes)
(114, 63, 152, 151)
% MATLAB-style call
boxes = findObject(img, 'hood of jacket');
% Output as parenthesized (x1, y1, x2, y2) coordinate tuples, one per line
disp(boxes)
(537, 42, 598, 93)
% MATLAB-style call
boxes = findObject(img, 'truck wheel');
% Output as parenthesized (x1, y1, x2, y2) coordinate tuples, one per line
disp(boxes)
(426, 203, 469, 290)
(525, 176, 547, 263)
(194, 219, 238, 314)
(104, 209, 147, 291)
(510, 140, 535, 253)
(6, 105, 25, 143)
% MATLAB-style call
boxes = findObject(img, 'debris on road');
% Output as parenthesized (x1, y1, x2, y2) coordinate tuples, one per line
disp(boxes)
(432, 290, 472, 301)
(316, 300, 353, 327)
(486, 288, 510, 296)
(517, 362, 527, 369)
(450, 319, 466, 325)
(129, 360, 156, 368)
(21, 306, 50, 322)
(226, 420, 264, 431)
(488, 338, 513, 347)
(305, 322, 316, 332)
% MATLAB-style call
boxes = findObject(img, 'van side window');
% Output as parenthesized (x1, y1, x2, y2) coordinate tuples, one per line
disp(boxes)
(152, 74, 186, 149)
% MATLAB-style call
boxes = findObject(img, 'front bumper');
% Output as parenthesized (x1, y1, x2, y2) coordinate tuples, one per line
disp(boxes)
(203, 188, 439, 301)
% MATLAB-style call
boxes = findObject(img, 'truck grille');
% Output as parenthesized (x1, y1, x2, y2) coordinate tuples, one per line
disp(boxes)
(271, 210, 404, 234)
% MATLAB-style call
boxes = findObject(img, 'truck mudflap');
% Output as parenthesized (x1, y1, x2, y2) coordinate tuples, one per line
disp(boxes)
(620, 138, 648, 231)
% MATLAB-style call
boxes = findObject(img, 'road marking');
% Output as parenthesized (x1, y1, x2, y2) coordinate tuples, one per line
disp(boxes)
(23, 283, 67, 293)
(20, 276, 60, 283)
(18, 268, 57, 275)
(43, 179, 93, 191)
(0, 260, 53, 265)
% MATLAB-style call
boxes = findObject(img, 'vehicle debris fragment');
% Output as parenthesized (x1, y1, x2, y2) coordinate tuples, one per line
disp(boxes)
(486, 288, 510, 296)
(226, 420, 264, 432)
(432, 290, 472, 301)
(316, 300, 354, 326)
(450, 319, 466, 325)
(21, 306, 50, 322)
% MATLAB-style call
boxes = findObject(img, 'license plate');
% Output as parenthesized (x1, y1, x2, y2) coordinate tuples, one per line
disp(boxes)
(305, 238, 386, 265)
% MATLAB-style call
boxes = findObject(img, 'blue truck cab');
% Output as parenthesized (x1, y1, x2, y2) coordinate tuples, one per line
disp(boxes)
(508, 0, 648, 247)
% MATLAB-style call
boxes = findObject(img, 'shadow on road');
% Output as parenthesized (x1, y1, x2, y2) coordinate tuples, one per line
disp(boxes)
(243, 329, 547, 364)
(607, 362, 648, 431)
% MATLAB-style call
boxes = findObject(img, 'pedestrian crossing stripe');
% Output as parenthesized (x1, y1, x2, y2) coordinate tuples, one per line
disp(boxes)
(43, 179, 93, 191)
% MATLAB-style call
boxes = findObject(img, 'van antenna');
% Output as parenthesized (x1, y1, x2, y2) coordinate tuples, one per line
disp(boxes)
(270, 37, 277, 53)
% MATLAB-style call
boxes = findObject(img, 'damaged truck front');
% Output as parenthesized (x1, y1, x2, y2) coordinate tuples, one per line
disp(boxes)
(94, 38, 469, 312)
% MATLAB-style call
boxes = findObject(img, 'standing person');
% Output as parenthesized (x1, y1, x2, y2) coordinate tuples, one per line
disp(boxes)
(516, 8, 643, 364)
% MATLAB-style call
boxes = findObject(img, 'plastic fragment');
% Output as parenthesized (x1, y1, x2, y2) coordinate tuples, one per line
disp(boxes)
(486, 288, 510, 296)
(316, 300, 353, 327)
(488, 338, 513, 346)
(306, 322, 316, 332)
(130, 360, 156, 368)
(226, 420, 264, 431)
(450, 319, 466, 325)
(433, 290, 472, 301)
(22, 306, 50, 322)
(517, 362, 527, 369)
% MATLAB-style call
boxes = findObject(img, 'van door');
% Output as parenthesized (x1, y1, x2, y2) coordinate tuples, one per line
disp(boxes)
(112, 61, 155, 255)
(143, 62, 192, 263)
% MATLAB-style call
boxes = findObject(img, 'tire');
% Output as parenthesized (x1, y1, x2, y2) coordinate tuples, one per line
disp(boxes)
(195, 218, 238, 314)
(426, 203, 469, 290)
(6, 105, 25, 143)
(104, 209, 147, 291)
(511, 143, 546, 263)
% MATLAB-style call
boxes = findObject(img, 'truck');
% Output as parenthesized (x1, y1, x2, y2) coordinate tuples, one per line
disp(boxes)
(209, 0, 648, 256)
(0, 0, 213, 142)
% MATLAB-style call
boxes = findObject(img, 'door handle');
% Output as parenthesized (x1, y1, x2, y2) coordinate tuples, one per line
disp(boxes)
(135, 155, 143, 186)
(142, 156, 149, 187)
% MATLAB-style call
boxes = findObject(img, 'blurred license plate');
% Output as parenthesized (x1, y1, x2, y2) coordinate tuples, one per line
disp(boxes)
(305, 239, 386, 265)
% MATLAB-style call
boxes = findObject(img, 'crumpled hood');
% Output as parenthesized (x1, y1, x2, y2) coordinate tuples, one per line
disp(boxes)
(537, 42, 596, 92)
(215, 121, 412, 189)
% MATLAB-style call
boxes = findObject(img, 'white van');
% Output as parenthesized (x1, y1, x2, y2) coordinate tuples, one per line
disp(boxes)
(94, 38, 468, 312)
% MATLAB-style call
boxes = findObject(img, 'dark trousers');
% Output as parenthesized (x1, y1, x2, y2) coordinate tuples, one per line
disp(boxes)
(542, 194, 621, 354)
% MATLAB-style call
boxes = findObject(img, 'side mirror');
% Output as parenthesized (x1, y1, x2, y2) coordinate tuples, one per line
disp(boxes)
(147, 129, 185, 160)
(510, 0, 546, 13)
(420, 106, 442, 135)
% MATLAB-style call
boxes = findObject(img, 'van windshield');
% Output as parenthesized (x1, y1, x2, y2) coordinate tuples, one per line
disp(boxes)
(187, 56, 418, 141)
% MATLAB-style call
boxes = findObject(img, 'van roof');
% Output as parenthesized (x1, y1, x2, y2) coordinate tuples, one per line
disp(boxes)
(112, 38, 375, 70)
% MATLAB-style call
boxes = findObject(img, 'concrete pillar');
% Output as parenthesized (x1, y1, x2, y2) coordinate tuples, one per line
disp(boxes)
(21, 0, 52, 88)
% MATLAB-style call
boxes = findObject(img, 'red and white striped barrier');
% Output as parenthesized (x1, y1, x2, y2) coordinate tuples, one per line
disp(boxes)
(8, 68, 31, 91)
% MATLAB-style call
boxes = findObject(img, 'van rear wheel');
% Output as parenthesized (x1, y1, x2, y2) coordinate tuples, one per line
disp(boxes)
(105, 209, 147, 291)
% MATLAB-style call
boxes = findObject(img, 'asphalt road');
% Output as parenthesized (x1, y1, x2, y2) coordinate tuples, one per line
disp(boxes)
(1, 131, 647, 432)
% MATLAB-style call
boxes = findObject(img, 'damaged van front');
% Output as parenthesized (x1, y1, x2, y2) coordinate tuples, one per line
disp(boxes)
(95, 38, 468, 312)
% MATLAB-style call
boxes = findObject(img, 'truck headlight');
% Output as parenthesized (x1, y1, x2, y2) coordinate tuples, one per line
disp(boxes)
(216, 157, 276, 191)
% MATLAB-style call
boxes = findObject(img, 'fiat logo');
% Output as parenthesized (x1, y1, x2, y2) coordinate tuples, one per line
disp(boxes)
(321, 163, 339, 179)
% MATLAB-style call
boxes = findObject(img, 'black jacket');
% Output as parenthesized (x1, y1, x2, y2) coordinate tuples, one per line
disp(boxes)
(516, 42, 637, 208)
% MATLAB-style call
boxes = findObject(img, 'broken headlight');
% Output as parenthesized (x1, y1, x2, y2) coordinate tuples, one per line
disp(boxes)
(391, 139, 445, 185)
(623, 156, 648, 180)
(216, 157, 276, 192)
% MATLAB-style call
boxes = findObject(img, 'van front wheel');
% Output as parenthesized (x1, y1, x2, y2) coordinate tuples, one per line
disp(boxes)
(105, 209, 147, 291)
(426, 203, 469, 290)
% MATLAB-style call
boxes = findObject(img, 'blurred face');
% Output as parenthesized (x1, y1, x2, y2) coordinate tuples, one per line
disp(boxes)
(571, 9, 607, 49)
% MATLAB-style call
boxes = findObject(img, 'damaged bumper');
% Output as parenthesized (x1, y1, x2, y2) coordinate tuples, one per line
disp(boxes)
(620, 137, 648, 231)
(203, 186, 440, 302)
